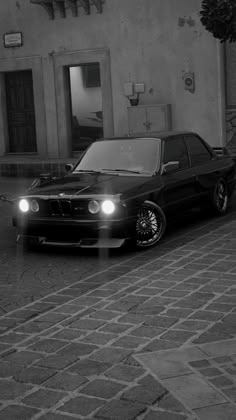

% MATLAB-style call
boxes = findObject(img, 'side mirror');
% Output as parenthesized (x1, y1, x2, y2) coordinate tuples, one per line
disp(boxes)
(28, 173, 53, 191)
(161, 161, 180, 174)
(65, 163, 74, 172)
(39, 173, 53, 182)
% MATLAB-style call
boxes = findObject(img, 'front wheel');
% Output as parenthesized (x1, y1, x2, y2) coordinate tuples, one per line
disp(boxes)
(135, 202, 166, 248)
(211, 179, 229, 215)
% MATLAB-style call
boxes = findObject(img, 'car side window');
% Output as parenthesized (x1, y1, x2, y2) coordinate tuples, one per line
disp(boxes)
(185, 135, 212, 166)
(163, 137, 189, 170)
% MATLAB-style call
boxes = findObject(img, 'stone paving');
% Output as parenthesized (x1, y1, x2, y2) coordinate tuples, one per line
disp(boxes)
(0, 207, 236, 418)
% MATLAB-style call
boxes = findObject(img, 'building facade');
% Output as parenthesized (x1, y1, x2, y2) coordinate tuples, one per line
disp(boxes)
(0, 0, 232, 176)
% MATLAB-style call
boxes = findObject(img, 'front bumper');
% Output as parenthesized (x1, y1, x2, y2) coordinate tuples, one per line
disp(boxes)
(16, 235, 126, 248)
(14, 216, 136, 248)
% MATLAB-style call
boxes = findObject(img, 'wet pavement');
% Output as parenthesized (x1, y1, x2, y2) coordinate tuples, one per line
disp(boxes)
(0, 178, 236, 419)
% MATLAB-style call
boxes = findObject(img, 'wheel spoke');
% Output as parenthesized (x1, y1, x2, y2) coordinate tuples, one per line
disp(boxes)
(136, 205, 165, 247)
(214, 181, 228, 213)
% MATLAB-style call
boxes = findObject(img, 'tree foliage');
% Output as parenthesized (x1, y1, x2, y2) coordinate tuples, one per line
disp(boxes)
(200, 0, 236, 43)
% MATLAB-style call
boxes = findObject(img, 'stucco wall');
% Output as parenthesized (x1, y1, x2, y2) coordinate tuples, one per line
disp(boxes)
(0, 0, 225, 156)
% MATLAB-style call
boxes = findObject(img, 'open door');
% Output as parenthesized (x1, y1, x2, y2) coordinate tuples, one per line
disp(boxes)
(68, 63, 103, 152)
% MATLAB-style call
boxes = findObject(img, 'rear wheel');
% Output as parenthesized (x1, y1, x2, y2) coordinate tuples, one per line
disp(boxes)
(211, 179, 228, 215)
(135, 202, 166, 248)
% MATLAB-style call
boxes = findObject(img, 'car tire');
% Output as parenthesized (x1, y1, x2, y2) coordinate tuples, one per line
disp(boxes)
(135, 201, 166, 248)
(211, 178, 229, 216)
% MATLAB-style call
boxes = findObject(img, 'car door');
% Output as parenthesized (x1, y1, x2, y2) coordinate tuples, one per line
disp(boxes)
(161, 136, 199, 214)
(184, 134, 218, 199)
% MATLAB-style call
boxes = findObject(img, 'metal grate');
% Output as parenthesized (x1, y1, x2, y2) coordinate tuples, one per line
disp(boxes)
(49, 200, 72, 216)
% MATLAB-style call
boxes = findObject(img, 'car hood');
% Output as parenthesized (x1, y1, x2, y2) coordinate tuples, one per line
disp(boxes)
(28, 172, 161, 200)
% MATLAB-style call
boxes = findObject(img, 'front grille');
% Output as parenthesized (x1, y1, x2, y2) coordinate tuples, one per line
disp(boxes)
(49, 200, 72, 216)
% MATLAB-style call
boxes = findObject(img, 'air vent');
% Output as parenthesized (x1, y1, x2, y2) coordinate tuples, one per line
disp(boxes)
(30, 0, 104, 19)
(49, 200, 72, 216)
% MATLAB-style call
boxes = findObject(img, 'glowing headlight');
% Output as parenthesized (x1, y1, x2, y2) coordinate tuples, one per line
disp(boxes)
(31, 199, 39, 213)
(101, 200, 115, 215)
(88, 200, 100, 214)
(19, 199, 30, 213)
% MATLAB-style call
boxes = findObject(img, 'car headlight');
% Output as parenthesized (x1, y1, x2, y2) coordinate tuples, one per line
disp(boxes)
(31, 199, 39, 213)
(19, 199, 30, 213)
(88, 200, 100, 214)
(101, 200, 115, 215)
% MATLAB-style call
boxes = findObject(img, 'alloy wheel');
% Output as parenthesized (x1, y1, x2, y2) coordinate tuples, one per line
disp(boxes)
(214, 180, 228, 215)
(136, 204, 166, 248)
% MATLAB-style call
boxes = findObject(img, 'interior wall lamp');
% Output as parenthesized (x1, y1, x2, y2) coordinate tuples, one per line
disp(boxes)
(124, 82, 145, 106)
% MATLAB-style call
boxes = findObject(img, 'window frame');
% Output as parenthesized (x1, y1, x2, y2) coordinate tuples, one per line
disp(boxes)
(183, 134, 214, 168)
(161, 136, 191, 172)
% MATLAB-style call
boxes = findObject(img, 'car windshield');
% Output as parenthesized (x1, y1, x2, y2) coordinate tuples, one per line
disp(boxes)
(73, 138, 161, 175)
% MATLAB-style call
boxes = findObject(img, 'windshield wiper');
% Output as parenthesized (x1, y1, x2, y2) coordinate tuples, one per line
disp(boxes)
(102, 168, 141, 174)
(73, 169, 102, 174)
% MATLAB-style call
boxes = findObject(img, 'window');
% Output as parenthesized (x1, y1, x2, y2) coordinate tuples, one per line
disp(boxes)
(185, 135, 212, 166)
(74, 138, 161, 174)
(163, 137, 189, 169)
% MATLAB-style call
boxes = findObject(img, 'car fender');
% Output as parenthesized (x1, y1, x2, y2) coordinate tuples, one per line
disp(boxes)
(142, 199, 165, 213)
(124, 188, 163, 217)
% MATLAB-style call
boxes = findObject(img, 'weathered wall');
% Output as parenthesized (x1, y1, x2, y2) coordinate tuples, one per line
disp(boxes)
(0, 0, 225, 158)
(225, 41, 236, 151)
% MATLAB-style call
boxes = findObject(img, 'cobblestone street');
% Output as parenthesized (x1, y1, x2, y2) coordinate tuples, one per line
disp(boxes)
(1, 0, 236, 418)
(1, 178, 236, 419)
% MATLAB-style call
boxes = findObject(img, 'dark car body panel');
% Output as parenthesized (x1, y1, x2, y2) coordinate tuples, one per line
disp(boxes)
(13, 131, 236, 248)
(194, 157, 236, 197)
(161, 167, 198, 211)
(28, 172, 161, 201)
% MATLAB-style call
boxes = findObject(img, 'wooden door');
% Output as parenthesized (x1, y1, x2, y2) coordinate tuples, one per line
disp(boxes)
(5, 70, 37, 153)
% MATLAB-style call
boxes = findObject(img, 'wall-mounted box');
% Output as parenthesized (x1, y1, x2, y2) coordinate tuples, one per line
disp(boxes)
(124, 82, 134, 96)
(127, 104, 171, 134)
(183, 72, 195, 93)
(134, 83, 145, 93)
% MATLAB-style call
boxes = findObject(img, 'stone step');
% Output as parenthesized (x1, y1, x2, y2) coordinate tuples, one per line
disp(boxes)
(0, 158, 77, 178)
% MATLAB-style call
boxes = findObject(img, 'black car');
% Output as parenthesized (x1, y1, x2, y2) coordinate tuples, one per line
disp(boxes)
(13, 131, 236, 249)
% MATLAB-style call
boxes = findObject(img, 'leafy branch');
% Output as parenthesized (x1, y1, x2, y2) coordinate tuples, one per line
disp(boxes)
(200, 0, 236, 43)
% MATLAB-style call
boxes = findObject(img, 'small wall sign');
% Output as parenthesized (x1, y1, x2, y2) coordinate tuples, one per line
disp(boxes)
(3, 32, 23, 48)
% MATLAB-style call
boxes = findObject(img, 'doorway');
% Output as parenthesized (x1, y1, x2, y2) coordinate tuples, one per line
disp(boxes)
(68, 63, 103, 152)
(5, 70, 37, 153)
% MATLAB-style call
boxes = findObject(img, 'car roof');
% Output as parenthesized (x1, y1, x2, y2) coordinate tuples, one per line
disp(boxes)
(101, 131, 199, 141)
